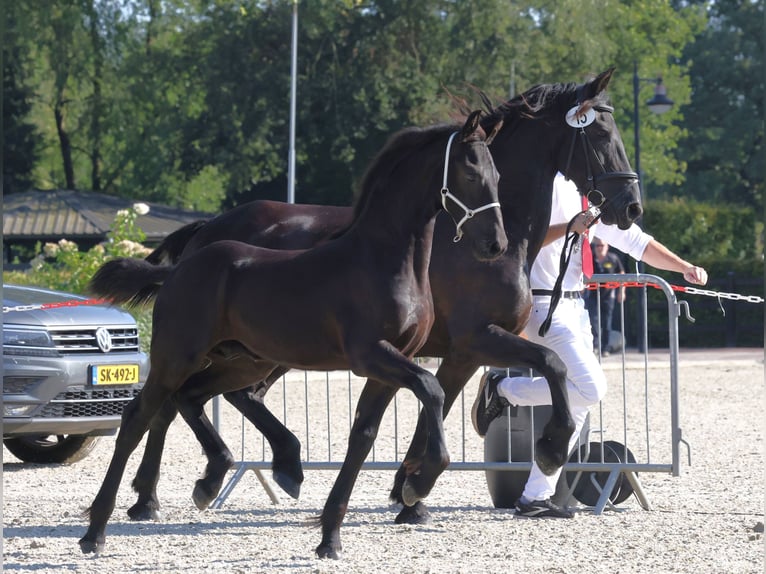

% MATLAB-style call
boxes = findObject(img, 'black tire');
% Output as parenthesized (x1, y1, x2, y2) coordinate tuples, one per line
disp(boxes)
(3, 434, 99, 464)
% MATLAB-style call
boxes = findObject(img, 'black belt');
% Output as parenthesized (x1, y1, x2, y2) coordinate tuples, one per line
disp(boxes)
(531, 289, 582, 300)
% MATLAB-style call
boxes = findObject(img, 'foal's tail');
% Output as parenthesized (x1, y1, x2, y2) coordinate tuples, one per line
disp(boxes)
(88, 258, 174, 308)
(144, 220, 208, 266)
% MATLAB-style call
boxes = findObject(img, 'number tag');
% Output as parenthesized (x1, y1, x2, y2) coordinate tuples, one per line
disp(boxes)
(565, 105, 596, 128)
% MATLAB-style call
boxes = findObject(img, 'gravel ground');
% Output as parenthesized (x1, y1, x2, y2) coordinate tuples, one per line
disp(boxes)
(3, 350, 764, 573)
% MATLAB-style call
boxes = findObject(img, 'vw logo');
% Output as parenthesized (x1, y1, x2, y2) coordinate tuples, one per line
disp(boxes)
(95, 327, 113, 353)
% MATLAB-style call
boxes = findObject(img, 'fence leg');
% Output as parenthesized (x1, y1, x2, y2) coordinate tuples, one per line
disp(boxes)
(623, 471, 652, 510)
(591, 470, 621, 515)
(210, 463, 280, 510)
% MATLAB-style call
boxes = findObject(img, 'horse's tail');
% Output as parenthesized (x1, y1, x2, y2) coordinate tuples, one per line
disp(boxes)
(89, 258, 174, 308)
(144, 220, 209, 266)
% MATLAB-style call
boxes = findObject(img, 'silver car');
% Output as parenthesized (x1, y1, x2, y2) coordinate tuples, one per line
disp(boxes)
(3, 284, 149, 463)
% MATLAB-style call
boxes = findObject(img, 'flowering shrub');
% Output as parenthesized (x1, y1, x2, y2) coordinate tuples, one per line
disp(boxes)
(3, 203, 155, 350)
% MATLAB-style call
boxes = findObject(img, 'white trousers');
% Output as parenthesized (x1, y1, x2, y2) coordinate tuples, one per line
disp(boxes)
(497, 296, 607, 501)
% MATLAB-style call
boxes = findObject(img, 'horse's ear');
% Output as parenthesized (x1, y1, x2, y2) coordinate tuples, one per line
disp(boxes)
(485, 119, 504, 146)
(579, 68, 615, 102)
(461, 110, 483, 142)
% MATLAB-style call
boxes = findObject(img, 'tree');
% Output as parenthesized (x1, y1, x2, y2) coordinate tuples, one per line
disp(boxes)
(2, 6, 40, 194)
(659, 0, 763, 211)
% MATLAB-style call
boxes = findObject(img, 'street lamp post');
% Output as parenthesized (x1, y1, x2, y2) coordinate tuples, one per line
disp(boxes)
(632, 61, 674, 202)
(632, 61, 673, 352)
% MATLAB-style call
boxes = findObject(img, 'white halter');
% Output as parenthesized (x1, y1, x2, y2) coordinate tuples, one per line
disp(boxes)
(440, 131, 501, 243)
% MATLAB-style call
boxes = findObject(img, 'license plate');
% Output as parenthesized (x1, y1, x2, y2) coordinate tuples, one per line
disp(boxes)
(91, 364, 140, 385)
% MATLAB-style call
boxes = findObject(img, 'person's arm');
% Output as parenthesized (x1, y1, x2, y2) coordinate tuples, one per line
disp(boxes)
(542, 212, 593, 246)
(640, 240, 708, 285)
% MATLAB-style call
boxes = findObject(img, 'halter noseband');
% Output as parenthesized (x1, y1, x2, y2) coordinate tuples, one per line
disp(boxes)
(440, 131, 501, 243)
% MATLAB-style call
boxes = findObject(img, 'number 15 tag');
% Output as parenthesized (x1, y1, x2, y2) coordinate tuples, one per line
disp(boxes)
(565, 106, 597, 128)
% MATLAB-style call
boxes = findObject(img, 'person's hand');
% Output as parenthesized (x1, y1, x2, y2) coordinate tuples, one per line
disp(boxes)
(683, 265, 708, 285)
(571, 210, 596, 235)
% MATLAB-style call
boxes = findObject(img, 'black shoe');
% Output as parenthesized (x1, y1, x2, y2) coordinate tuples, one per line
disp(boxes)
(514, 498, 574, 519)
(471, 370, 509, 437)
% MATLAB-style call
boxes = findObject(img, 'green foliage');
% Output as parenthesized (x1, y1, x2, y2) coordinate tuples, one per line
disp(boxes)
(657, 0, 764, 211)
(2, 4, 40, 193)
(6, 0, 715, 211)
(641, 198, 762, 262)
(629, 197, 764, 349)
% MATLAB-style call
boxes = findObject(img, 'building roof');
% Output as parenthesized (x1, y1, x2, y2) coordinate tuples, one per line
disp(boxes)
(3, 190, 213, 244)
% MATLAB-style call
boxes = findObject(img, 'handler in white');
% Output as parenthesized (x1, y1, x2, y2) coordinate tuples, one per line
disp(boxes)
(472, 172, 708, 518)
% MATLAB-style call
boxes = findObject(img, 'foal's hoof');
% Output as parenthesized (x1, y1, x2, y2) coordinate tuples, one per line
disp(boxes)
(192, 481, 216, 510)
(78, 537, 103, 555)
(127, 502, 161, 521)
(395, 501, 432, 525)
(401, 477, 426, 507)
(273, 470, 301, 499)
(315, 543, 341, 560)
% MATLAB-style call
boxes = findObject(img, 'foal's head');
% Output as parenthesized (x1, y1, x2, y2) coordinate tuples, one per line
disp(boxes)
(441, 110, 507, 260)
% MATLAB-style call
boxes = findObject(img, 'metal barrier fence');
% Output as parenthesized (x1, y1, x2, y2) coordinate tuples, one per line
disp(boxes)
(209, 274, 690, 514)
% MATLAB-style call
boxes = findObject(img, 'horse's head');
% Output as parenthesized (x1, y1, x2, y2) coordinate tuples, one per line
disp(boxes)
(557, 68, 642, 230)
(441, 110, 507, 261)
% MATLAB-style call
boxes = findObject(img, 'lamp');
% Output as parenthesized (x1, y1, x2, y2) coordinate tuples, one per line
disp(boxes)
(632, 61, 674, 200)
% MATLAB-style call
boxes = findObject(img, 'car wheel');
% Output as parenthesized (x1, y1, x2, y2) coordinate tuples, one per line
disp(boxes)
(3, 435, 99, 464)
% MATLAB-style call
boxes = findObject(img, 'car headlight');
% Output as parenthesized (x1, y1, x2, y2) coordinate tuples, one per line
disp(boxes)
(3, 404, 38, 416)
(2, 326, 58, 356)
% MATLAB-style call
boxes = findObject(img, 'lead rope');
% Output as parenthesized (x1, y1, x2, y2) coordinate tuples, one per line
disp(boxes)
(440, 132, 501, 242)
(538, 206, 602, 337)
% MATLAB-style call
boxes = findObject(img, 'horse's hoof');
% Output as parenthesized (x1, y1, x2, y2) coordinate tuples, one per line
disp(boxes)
(401, 478, 424, 507)
(78, 537, 103, 554)
(395, 502, 432, 525)
(127, 503, 161, 521)
(534, 438, 566, 476)
(273, 471, 301, 499)
(315, 544, 341, 560)
(192, 481, 215, 510)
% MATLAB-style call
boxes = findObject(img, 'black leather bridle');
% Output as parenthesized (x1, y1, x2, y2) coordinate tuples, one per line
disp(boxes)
(561, 103, 639, 212)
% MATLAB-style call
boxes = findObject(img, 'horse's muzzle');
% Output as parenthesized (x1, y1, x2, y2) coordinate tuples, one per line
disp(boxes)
(474, 235, 508, 261)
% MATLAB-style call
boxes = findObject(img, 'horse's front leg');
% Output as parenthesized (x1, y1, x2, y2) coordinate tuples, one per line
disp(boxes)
(352, 341, 450, 507)
(316, 380, 396, 559)
(466, 325, 574, 474)
(128, 397, 179, 521)
(391, 354, 480, 525)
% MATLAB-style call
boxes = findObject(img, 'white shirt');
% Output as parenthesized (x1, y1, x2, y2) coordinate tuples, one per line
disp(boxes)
(529, 174, 653, 292)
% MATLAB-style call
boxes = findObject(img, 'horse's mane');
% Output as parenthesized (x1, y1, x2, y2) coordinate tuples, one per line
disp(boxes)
(351, 123, 462, 222)
(485, 80, 610, 128)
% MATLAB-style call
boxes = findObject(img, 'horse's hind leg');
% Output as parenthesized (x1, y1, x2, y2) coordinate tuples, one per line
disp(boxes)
(391, 355, 479, 525)
(173, 359, 282, 509)
(173, 383, 235, 511)
(128, 398, 179, 521)
(79, 380, 174, 554)
(225, 383, 304, 499)
(316, 380, 396, 559)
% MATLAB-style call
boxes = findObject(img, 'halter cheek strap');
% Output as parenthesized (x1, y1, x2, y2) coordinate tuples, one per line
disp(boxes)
(440, 131, 501, 243)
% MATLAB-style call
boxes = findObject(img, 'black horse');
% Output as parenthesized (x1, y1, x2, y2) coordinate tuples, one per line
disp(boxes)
(101, 69, 641, 558)
(80, 112, 507, 555)
(102, 70, 641, 560)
